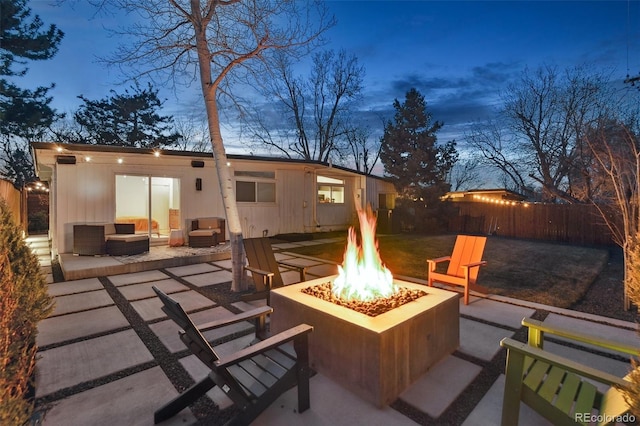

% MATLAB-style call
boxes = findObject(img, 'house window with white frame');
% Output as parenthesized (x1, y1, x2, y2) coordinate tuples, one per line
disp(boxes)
(235, 171, 276, 203)
(317, 175, 344, 204)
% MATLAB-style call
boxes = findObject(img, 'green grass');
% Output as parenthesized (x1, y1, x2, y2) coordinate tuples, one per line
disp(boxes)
(283, 234, 609, 309)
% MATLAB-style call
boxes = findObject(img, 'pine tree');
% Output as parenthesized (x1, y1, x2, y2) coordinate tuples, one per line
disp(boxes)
(0, 0, 64, 187)
(380, 88, 457, 199)
(69, 83, 181, 148)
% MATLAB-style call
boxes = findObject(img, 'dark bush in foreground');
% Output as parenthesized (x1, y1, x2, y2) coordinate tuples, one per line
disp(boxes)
(0, 200, 53, 424)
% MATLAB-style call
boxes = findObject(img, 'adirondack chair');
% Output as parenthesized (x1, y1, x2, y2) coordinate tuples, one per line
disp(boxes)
(500, 317, 637, 426)
(242, 237, 308, 305)
(151, 286, 313, 425)
(427, 235, 487, 305)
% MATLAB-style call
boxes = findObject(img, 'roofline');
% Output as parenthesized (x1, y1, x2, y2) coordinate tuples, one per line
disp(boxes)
(30, 142, 390, 181)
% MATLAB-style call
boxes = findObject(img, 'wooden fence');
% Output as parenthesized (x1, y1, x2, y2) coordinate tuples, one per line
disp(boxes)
(0, 179, 24, 229)
(447, 201, 615, 246)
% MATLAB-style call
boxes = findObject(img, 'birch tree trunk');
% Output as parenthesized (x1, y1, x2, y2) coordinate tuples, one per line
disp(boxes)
(191, 0, 245, 291)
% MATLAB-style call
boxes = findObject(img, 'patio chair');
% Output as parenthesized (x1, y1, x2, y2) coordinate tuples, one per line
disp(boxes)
(151, 286, 313, 425)
(241, 237, 308, 305)
(427, 235, 487, 305)
(500, 317, 637, 426)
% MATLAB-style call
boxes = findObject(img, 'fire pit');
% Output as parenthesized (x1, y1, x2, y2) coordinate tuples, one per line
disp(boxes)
(270, 277, 459, 407)
(270, 205, 459, 407)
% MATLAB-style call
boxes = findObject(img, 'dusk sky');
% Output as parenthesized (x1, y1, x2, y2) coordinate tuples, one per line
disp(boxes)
(19, 1, 640, 155)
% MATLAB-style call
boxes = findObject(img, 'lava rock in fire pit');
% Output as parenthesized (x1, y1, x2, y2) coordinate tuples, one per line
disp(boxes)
(301, 282, 427, 317)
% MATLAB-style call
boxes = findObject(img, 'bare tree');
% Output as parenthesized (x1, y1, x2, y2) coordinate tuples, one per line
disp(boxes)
(466, 119, 529, 192)
(447, 156, 483, 191)
(345, 125, 380, 174)
(172, 115, 212, 152)
(468, 65, 609, 202)
(94, 0, 334, 291)
(246, 49, 364, 163)
(584, 117, 640, 310)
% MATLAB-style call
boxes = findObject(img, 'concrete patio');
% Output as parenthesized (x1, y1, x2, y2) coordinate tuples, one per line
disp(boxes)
(27, 235, 639, 425)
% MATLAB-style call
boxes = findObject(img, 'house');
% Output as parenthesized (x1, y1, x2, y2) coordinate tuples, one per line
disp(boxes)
(441, 188, 527, 203)
(30, 142, 397, 258)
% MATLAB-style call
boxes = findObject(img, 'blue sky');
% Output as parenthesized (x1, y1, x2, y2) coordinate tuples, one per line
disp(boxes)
(19, 1, 640, 153)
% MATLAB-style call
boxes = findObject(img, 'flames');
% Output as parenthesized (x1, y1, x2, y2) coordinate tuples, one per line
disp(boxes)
(332, 205, 396, 301)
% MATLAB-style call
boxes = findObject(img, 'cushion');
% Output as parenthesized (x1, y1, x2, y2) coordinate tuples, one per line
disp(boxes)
(106, 234, 149, 242)
(189, 229, 219, 237)
(197, 218, 220, 229)
(103, 223, 117, 236)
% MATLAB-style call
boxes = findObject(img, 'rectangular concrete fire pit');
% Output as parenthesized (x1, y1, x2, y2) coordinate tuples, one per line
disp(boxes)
(270, 276, 459, 407)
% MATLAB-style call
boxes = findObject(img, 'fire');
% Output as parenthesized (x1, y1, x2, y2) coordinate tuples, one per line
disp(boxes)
(332, 205, 396, 301)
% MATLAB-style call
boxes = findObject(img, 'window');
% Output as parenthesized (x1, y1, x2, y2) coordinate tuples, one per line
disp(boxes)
(235, 171, 276, 203)
(317, 175, 344, 204)
(115, 175, 180, 237)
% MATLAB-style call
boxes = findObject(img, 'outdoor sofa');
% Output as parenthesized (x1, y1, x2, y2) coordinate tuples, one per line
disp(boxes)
(73, 223, 150, 256)
(188, 217, 225, 247)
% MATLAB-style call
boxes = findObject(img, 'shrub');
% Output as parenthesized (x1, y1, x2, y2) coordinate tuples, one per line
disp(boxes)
(620, 232, 640, 418)
(0, 199, 53, 424)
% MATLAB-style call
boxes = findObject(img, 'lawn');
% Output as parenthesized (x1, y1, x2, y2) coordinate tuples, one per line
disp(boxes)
(283, 234, 610, 309)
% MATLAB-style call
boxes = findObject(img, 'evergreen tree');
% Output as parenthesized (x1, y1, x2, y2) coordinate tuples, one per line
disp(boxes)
(67, 83, 181, 148)
(0, 0, 64, 187)
(380, 88, 457, 199)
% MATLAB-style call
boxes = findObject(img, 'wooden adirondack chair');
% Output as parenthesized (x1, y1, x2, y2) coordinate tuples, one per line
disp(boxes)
(500, 318, 637, 426)
(152, 286, 313, 425)
(242, 237, 308, 305)
(427, 235, 487, 305)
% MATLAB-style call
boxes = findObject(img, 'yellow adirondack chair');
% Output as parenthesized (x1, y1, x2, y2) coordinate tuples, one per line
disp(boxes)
(500, 318, 637, 425)
(427, 235, 487, 305)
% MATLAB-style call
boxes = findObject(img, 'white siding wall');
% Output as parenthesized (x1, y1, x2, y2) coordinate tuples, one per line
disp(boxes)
(38, 146, 396, 253)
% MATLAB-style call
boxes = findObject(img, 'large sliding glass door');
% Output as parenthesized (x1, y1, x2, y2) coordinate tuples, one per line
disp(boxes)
(115, 175, 180, 238)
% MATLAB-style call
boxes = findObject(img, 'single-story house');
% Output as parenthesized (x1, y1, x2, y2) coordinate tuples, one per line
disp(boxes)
(31, 142, 397, 258)
(441, 188, 527, 203)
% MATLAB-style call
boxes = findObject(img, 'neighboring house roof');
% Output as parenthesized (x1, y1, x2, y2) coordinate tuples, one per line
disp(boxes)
(442, 188, 527, 202)
(30, 142, 390, 182)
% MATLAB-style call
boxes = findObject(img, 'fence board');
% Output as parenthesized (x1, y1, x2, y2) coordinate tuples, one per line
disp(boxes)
(448, 202, 613, 245)
(0, 179, 22, 227)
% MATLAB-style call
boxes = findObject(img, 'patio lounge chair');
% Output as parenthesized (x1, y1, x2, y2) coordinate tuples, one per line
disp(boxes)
(152, 286, 313, 425)
(427, 235, 487, 305)
(500, 317, 637, 426)
(241, 237, 308, 305)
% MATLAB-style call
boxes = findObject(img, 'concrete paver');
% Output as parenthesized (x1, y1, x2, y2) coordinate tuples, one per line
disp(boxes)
(399, 355, 483, 418)
(459, 298, 536, 328)
(50, 290, 114, 317)
(117, 278, 188, 301)
(38, 306, 129, 347)
(36, 329, 154, 397)
(181, 270, 234, 287)
(210, 259, 232, 269)
(108, 270, 171, 286)
(459, 318, 515, 361)
(462, 375, 551, 426)
(47, 278, 104, 296)
(165, 263, 220, 276)
(256, 373, 417, 425)
(41, 367, 196, 426)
